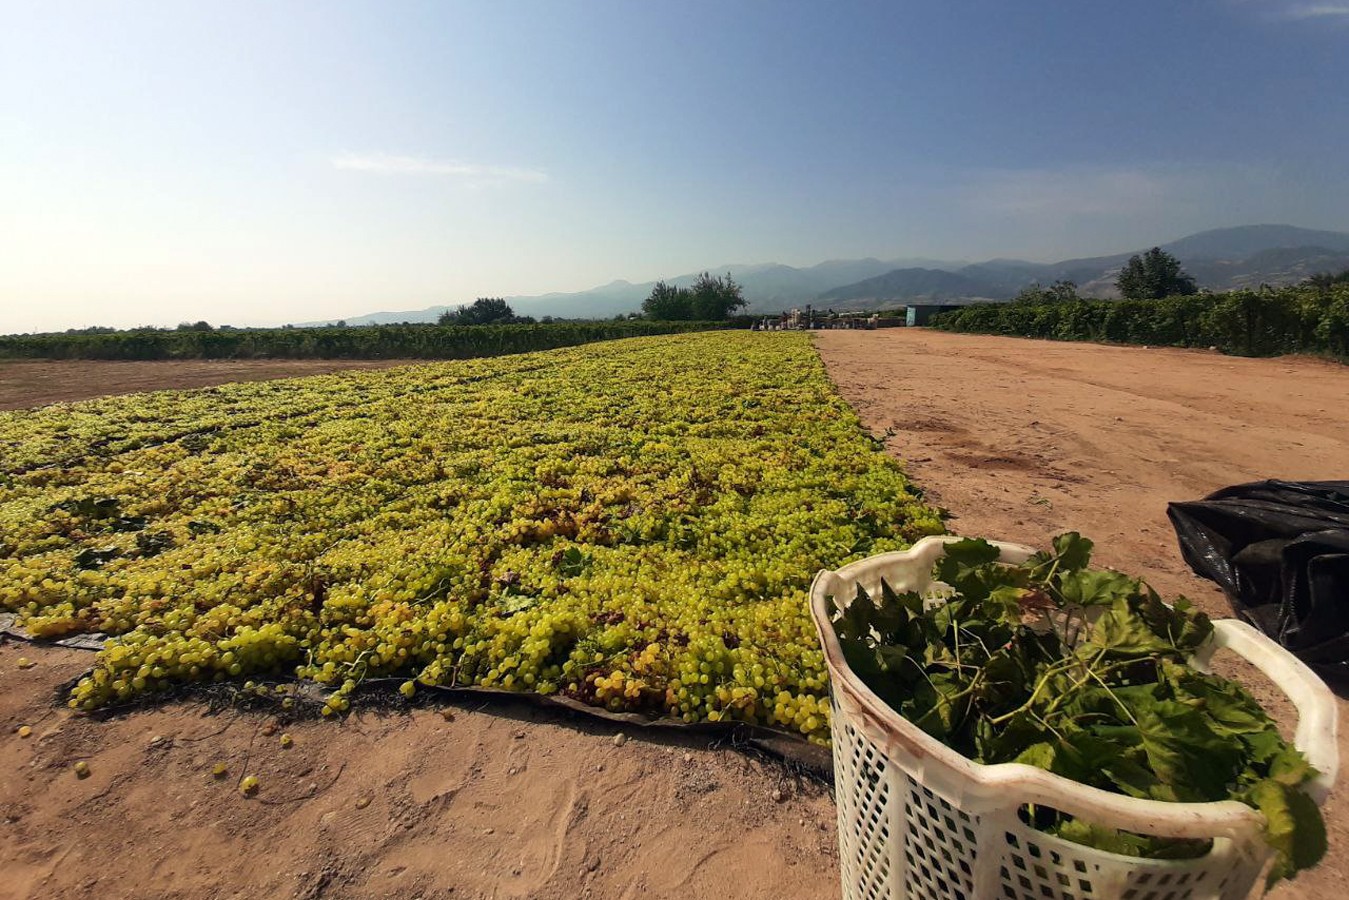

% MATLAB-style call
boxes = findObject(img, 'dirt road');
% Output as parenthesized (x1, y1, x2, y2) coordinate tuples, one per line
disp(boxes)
(814, 329, 1348, 607)
(816, 328, 1349, 899)
(0, 359, 416, 410)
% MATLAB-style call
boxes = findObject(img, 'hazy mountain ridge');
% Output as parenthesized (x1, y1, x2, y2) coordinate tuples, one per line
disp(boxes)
(1163, 225, 1349, 260)
(311, 256, 964, 325)
(822, 225, 1349, 307)
(816, 268, 1001, 306)
(313, 225, 1349, 324)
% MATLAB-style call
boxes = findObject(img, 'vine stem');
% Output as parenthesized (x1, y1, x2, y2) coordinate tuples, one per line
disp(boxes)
(988, 655, 1087, 725)
(990, 651, 1142, 726)
(1084, 663, 1140, 726)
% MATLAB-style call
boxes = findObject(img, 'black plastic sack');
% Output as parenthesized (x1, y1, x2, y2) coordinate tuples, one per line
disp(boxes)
(1168, 480, 1349, 669)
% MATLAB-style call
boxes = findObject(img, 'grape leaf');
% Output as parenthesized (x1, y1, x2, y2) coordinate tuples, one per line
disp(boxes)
(835, 585, 876, 642)
(1131, 699, 1244, 801)
(869, 582, 923, 641)
(878, 578, 923, 615)
(904, 671, 968, 743)
(1085, 598, 1177, 657)
(1249, 778, 1328, 888)
(1240, 729, 1287, 767)
(1269, 746, 1316, 787)
(1012, 741, 1059, 771)
(1053, 819, 1211, 860)
(937, 537, 1001, 570)
(1057, 568, 1138, 607)
(1051, 532, 1094, 572)
(1165, 662, 1272, 735)
(1138, 591, 1213, 652)
(933, 538, 1003, 602)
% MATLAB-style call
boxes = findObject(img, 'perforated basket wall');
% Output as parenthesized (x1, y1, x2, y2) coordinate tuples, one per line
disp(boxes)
(813, 536, 1337, 900)
(830, 704, 1262, 900)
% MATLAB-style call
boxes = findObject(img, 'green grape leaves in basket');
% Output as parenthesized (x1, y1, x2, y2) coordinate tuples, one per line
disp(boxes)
(830, 533, 1327, 886)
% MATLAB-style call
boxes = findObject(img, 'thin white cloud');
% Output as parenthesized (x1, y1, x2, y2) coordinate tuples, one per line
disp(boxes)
(1282, 3, 1349, 18)
(1233, 0, 1349, 21)
(331, 153, 548, 185)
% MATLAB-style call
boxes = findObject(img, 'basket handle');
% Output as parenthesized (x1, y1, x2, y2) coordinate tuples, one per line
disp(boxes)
(1194, 619, 1339, 804)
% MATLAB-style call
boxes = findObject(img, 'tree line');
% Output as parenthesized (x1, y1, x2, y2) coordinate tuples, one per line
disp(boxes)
(0, 321, 728, 361)
(933, 281, 1349, 360)
(432, 279, 750, 326)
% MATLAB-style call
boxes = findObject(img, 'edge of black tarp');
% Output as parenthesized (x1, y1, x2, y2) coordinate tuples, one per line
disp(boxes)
(0, 613, 833, 777)
(1168, 479, 1349, 671)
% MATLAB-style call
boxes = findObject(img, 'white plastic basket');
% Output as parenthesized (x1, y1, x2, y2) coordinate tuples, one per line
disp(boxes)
(809, 536, 1339, 900)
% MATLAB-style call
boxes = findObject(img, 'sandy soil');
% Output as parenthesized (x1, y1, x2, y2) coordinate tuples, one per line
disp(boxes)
(2, 334, 1347, 899)
(815, 329, 1349, 900)
(0, 642, 837, 900)
(0, 359, 416, 411)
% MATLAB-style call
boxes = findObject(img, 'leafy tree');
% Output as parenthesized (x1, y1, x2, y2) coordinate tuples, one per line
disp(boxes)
(1012, 280, 1080, 305)
(438, 298, 533, 326)
(1305, 269, 1349, 289)
(641, 273, 746, 320)
(688, 271, 747, 319)
(641, 280, 691, 320)
(176, 321, 214, 332)
(1116, 248, 1198, 300)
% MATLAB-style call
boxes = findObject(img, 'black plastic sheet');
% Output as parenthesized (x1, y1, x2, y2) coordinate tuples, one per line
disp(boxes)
(1168, 480, 1349, 669)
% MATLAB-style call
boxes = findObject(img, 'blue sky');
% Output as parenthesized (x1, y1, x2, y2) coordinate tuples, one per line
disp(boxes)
(2, 0, 1347, 331)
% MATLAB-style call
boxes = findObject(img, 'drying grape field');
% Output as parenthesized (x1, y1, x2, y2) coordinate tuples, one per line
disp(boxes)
(3, 329, 1348, 900)
(2, 333, 939, 738)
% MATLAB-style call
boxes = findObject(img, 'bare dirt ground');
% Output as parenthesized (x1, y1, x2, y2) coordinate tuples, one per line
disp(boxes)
(816, 329, 1349, 900)
(0, 643, 836, 900)
(0, 359, 415, 410)
(2, 335, 1347, 899)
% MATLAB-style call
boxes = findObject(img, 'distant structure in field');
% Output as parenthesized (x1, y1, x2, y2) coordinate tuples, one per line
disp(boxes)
(905, 304, 962, 327)
(753, 304, 898, 331)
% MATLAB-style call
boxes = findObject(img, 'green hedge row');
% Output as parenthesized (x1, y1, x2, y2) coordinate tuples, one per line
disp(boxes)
(0, 321, 729, 361)
(930, 285, 1349, 359)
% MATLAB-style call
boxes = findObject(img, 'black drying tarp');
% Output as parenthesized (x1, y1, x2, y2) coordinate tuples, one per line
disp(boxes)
(1168, 480, 1349, 669)
(0, 613, 831, 776)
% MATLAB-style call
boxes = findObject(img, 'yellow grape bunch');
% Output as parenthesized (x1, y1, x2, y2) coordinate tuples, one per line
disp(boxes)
(0, 332, 941, 742)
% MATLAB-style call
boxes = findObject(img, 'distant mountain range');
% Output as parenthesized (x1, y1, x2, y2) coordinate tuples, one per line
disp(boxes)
(309, 225, 1349, 324)
(816, 268, 998, 305)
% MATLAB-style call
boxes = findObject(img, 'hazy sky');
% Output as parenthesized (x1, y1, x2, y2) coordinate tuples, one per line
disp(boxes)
(3, 1, 1348, 332)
